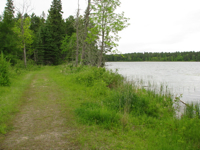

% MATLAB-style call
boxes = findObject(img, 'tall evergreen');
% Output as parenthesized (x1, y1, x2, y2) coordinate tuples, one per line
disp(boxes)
(0, 0, 18, 63)
(3, 0, 15, 21)
(44, 0, 64, 65)
(30, 13, 42, 62)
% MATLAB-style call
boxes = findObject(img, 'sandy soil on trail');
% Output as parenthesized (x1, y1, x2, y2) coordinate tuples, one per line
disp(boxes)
(0, 73, 79, 150)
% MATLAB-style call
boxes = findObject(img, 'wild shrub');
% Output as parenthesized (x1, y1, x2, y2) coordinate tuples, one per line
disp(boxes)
(75, 102, 120, 129)
(183, 102, 200, 119)
(174, 117, 200, 148)
(75, 66, 123, 88)
(92, 80, 108, 97)
(105, 84, 161, 117)
(0, 52, 10, 86)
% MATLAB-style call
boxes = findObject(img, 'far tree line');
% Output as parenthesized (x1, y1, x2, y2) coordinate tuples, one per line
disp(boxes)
(0, 0, 129, 67)
(105, 51, 200, 61)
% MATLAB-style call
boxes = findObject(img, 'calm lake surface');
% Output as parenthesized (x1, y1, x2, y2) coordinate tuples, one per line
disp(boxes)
(106, 62, 200, 103)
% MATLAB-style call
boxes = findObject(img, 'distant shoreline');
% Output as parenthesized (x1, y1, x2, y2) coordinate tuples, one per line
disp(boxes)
(106, 61, 200, 62)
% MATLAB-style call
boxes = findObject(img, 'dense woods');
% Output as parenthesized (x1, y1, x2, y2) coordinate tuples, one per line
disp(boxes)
(106, 51, 200, 61)
(0, 0, 129, 67)
(1, 0, 198, 68)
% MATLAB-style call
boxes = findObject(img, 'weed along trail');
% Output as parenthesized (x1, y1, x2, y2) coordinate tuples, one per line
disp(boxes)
(0, 68, 79, 149)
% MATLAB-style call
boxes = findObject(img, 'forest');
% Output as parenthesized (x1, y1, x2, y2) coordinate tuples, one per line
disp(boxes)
(106, 51, 200, 61)
(0, 0, 129, 68)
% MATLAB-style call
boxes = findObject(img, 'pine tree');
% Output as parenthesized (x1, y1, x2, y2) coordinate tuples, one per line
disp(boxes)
(30, 13, 42, 62)
(44, 0, 64, 65)
(0, 0, 18, 64)
(3, 0, 15, 22)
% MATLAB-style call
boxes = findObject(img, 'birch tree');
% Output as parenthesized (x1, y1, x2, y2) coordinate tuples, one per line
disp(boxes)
(15, 0, 33, 67)
(88, 0, 130, 67)
(13, 17, 34, 66)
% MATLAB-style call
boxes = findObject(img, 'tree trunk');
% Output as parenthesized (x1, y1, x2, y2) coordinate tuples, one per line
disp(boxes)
(21, 17, 27, 68)
(23, 42, 27, 68)
(76, 0, 80, 66)
(34, 50, 37, 62)
(81, 0, 91, 65)
(98, 8, 105, 68)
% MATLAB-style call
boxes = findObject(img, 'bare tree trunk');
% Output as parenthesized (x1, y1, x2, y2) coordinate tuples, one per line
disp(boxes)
(23, 42, 27, 68)
(98, 9, 105, 68)
(75, 0, 80, 66)
(34, 50, 37, 62)
(21, 16, 27, 68)
(81, 0, 91, 65)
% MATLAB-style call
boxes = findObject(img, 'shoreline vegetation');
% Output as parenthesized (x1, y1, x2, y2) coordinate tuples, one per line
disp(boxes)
(1, 63, 200, 149)
(106, 51, 200, 62)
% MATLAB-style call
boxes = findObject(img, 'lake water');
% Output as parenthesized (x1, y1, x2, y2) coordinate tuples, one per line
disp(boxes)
(106, 62, 200, 104)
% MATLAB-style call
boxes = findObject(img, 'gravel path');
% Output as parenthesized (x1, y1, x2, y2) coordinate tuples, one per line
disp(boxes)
(0, 71, 79, 150)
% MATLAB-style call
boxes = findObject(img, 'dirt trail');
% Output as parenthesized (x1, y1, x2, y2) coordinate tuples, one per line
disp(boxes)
(0, 71, 79, 150)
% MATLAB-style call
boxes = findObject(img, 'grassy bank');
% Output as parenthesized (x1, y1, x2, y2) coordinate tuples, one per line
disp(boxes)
(52, 64, 200, 149)
(0, 64, 199, 149)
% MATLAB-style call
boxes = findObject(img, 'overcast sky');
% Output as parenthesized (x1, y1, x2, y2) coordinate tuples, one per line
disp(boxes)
(0, 0, 200, 54)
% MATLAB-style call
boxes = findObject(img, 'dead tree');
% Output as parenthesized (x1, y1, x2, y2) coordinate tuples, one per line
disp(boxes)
(75, 0, 80, 66)
(81, 0, 91, 65)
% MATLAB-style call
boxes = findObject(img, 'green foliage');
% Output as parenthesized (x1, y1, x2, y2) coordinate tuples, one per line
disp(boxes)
(88, 0, 130, 66)
(13, 59, 41, 72)
(0, 52, 10, 86)
(71, 65, 174, 119)
(61, 33, 76, 62)
(69, 66, 200, 149)
(74, 66, 123, 88)
(69, 65, 175, 133)
(89, 0, 130, 53)
(106, 86, 150, 115)
(106, 51, 200, 61)
(64, 15, 76, 37)
(183, 102, 200, 119)
(0, 0, 19, 62)
(13, 17, 34, 50)
(75, 102, 120, 129)
(104, 83, 174, 118)
(44, 0, 65, 65)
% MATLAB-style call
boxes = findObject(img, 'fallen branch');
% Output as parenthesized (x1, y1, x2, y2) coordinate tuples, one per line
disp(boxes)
(179, 99, 190, 107)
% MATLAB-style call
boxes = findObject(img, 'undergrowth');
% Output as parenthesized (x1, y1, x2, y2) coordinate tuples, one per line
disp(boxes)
(59, 64, 200, 149)
(0, 52, 10, 86)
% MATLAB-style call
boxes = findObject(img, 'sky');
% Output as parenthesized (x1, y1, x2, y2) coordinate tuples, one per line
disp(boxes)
(0, 0, 200, 54)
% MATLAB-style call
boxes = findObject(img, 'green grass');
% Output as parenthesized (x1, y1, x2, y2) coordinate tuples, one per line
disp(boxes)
(0, 60, 41, 134)
(53, 64, 200, 149)
(1, 64, 199, 149)
(0, 71, 36, 134)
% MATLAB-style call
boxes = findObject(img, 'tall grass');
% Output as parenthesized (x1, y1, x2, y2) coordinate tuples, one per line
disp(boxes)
(58, 64, 200, 149)
(0, 52, 10, 86)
